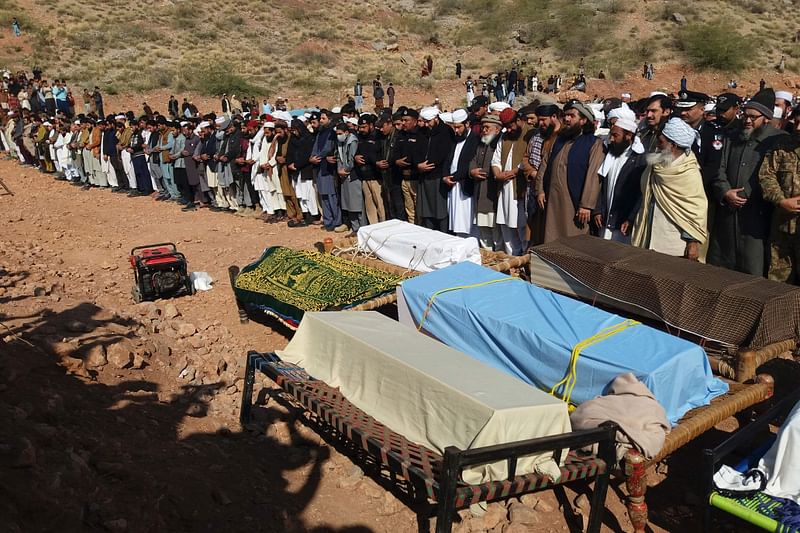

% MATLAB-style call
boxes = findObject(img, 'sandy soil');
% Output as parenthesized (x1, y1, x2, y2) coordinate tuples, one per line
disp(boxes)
(0, 158, 758, 532)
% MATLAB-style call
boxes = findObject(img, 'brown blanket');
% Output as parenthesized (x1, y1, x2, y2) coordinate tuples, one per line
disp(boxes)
(532, 235, 800, 349)
(570, 373, 670, 461)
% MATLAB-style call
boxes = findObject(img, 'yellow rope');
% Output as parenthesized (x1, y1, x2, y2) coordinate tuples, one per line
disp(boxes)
(550, 319, 640, 409)
(416, 278, 519, 332)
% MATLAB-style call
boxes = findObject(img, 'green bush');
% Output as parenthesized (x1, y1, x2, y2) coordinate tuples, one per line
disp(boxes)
(680, 21, 752, 70)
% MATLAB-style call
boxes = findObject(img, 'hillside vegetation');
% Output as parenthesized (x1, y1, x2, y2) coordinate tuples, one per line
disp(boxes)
(0, 0, 797, 97)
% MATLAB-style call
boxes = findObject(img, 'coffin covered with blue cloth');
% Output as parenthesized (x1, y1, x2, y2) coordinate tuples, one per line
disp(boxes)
(396, 262, 729, 425)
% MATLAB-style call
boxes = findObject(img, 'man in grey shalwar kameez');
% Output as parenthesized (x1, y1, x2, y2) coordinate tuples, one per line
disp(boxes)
(335, 121, 365, 234)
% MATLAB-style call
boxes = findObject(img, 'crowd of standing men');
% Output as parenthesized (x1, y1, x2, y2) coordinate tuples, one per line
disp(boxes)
(2, 66, 800, 284)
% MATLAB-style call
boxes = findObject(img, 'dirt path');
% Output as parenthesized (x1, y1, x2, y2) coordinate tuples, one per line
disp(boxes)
(0, 159, 749, 532)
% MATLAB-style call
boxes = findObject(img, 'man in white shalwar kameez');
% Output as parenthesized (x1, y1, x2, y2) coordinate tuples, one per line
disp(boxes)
(490, 108, 529, 256)
(444, 109, 479, 238)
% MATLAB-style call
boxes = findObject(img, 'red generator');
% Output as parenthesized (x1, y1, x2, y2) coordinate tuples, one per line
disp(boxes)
(129, 243, 194, 303)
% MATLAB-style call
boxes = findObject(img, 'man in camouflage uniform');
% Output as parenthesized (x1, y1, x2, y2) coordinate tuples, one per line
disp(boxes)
(759, 135, 800, 283)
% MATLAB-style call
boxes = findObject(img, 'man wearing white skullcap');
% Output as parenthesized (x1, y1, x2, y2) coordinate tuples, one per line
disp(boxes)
(593, 116, 647, 244)
(488, 101, 511, 115)
(443, 108, 479, 237)
(632, 117, 709, 260)
(775, 91, 793, 122)
(414, 105, 454, 231)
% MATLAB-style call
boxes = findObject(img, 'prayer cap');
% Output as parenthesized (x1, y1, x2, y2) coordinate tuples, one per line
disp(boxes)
(776, 90, 793, 103)
(114, 114, 125, 120)
(451, 108, 469, 123)
(345, 116, 359, 125)
(564, 100, 595, 122)
(661, 117, 697, 149)
(488, 101, 511, 113)
(715, 93, 741, 111)
(703, 103, 716, 113)
(264, 121, 275, 128)
(198, 121, 210, 129)
(675, 90, 710, 109)
(621, 92, 632, 99)
(438, 111, 453, 124)
(420, 107, 439, 121)
(614, 117, 638, 134)
(744, 88, 775, 119)
(331, 106, 342, 114)
(481, 115, 502, 126)
(607, 106, 635, 123)
(180, 121, 189, 127)
(499, 108, 518, 125)
(215, 116, 231, 129)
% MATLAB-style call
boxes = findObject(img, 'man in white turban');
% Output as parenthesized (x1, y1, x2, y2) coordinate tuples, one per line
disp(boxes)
(631, 117, 708, 260)
(593, 116, 646, 243)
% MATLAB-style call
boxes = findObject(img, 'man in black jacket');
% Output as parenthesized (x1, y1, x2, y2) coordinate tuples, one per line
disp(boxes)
(392, 107, 420, 223)
(376, 113, 405, 220)
(592, 117, 646, 243)
(443, 108, 479, 237)
(355, 114, 385, 224)
(413, 106, 455, 232)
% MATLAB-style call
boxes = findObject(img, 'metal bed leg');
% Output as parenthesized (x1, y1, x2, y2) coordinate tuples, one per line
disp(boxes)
(435, 446, 460, 533)
(587, 429, 615, 533)
(239, 352, 257, 427)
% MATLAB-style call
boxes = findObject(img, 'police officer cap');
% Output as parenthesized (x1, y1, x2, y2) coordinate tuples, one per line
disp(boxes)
(675, 90, 710, 109)
(401, 108, 419, 119)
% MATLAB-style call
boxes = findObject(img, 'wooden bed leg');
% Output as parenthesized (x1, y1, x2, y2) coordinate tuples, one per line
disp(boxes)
(624, 449, 648, 533)
(228, 265, 249, 324)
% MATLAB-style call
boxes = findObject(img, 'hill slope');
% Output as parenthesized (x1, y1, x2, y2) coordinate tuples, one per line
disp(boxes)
(2, 0, 800, 108)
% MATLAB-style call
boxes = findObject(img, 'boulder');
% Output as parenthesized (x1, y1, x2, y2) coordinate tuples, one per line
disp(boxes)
(671, 12, 687, 24)
(84, 344, 108, 368)
(107, 341, 134, 369)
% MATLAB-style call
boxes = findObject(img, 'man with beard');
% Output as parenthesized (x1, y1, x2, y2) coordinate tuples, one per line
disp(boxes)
(537, 101, 604, 244)
(180, 122, 202, 210)
(233, 120, 260, 218)
(491, 108, 532, 255)
(468, 96, 489, 135)
(272, 115, 303, 224)
(128, 117, 153, 197)
(413, 106, 453, 232)
(212, 117, 240, 212)
(593, 117, 646, 243)
(632, 118, 708, 260)
(259, 121, 288, 222)
(392, 107, 420, 223)
(444, 108, 479, 237)
(470, 115, 503, 249)
(286, 118, 318, 226)
(335, 121, 365, 234)
(354, 114, 385, 224)
(199, 121, 222, 210)
(639, 94, 672, 153)
(707, 88, 786, 275)
(527, 103, 561, 245)
(309, 110, 341, 230)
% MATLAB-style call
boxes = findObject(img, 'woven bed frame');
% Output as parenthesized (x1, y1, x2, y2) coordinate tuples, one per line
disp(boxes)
(331, 237, 530, 311)
(241, 351, 617, 533)
(241, 351, 775, 532)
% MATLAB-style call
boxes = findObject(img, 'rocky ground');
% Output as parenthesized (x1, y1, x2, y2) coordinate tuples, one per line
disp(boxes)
(0, 158, 755, 532)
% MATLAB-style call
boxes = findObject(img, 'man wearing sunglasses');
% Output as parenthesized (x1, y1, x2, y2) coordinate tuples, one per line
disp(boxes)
(708, 88, 787, 276)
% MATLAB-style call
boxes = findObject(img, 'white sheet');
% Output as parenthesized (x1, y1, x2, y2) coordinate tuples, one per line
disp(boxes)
(278, 311, 571, 484)
(356, 219, 481, 272)
(759, 399, 800, 503)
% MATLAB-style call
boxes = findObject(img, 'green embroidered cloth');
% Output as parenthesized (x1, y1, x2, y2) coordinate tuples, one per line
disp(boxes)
(234, 246, 404, 329)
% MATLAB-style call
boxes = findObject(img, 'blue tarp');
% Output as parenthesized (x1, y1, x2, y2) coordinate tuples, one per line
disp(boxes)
(400, 262, 729, 425)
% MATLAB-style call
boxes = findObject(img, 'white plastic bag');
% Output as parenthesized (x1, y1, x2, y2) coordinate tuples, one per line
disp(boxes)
(190, 272, 214, 291)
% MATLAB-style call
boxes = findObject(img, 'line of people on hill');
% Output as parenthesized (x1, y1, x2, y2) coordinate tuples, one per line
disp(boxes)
(2, 67, 800, 284)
